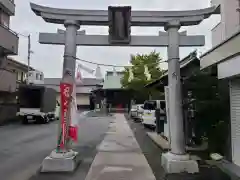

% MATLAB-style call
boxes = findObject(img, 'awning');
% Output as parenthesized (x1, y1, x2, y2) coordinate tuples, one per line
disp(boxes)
(200, 30, 240, 70)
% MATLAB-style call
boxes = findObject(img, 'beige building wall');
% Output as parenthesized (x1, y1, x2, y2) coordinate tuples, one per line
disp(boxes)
(56, 93, 90, 106)
(76, 94, 90, 105)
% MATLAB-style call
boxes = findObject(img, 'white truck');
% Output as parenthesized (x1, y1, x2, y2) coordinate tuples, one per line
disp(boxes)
(17, 84, 59, 124)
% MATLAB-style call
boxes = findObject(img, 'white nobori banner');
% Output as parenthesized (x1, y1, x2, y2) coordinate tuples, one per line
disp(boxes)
(69, 64, 82, 142)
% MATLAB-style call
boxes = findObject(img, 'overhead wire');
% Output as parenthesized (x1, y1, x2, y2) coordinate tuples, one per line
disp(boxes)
(17, 32, 29, 38)
(64, 54, 168, 68)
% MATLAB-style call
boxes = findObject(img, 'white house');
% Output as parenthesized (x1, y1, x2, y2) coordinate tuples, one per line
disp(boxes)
(200, 0, 240, 168)
(27, 70, 44, 85)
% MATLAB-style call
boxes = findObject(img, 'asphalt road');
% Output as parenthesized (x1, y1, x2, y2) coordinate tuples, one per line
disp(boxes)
(1, 113, 232, 180)
(0, 113, 111, 180)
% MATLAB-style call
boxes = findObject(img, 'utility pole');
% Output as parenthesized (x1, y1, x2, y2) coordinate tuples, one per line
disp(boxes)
(17, 33, 33, 83)
(27, 34, 31, 83)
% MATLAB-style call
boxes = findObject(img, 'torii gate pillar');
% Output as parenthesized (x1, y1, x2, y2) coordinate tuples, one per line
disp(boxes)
(161, 20, 198, 174)
(62, 20, 80, 76)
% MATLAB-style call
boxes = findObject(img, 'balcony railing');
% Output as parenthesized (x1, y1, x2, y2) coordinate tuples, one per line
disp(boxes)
(0, 68, 16, 92)
(0, 24, 18, 55)
(0, 0, 15, 15)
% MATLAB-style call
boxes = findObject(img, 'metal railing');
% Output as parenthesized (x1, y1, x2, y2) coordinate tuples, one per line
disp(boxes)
(0, 23, 18, 37)
(0, 22, 19, 54)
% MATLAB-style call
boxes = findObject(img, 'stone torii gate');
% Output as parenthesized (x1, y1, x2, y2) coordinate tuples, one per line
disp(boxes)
(30, 3, 219, 174)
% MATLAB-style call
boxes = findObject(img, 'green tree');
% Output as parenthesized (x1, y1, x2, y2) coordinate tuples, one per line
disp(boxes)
(121, 51, 164, 102)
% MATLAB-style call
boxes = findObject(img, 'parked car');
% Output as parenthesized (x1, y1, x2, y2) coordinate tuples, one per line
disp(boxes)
(130, 104, 138, 118)
(136, 104, 144, 121)
(55, 101, 60, 120)
(142, 100, 165, 128)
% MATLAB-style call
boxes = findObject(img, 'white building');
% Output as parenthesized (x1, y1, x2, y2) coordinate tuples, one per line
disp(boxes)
(201, 0, 240, 168)
(44, 78, 103, 109)
(27, 70, 44, 85)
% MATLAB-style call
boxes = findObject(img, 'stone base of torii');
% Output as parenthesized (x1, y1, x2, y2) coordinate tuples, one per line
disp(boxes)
(30, 3, 220, 174)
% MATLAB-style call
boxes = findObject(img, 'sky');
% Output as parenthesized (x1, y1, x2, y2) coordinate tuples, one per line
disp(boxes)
(10, 0, 220, 78)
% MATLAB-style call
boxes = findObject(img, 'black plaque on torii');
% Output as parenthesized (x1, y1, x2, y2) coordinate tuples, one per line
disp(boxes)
(108, 6, 131, 44)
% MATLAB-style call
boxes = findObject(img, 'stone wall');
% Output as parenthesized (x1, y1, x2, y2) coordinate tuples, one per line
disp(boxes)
(0, 104, 18, 125)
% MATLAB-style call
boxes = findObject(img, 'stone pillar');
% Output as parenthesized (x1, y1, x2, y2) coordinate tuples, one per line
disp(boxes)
(165, 20, 185, 155)
(63, 20, 80, 76)
(41, 20, 80, 173)
(57, 20, 80, 152)
(161, 20, 198, 174)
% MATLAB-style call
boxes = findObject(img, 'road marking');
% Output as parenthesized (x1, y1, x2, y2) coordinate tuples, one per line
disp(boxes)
(100, 166, 133, 173)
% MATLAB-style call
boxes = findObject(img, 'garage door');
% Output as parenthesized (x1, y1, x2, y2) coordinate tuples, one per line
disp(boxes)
(76, 94, 90, 105)
(57, 93, 89, 106)
(230, 79, 240, 166)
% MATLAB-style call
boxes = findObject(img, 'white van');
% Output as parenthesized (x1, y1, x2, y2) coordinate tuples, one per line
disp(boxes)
(55, 101, 60, 120)
(130, 104, 138, 118)
(136, 104, 144, 120)
(142, 100, 165, 127)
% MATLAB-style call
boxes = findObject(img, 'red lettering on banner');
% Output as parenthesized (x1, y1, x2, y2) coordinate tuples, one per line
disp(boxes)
(60, 83, 73, 149)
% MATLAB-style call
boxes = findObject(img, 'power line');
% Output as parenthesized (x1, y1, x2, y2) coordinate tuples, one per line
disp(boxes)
(64, 55, 168, 68)
(17, 32, 29, 38)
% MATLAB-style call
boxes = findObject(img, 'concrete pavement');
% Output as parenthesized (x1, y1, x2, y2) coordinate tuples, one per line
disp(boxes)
(84, 114, 156, 180)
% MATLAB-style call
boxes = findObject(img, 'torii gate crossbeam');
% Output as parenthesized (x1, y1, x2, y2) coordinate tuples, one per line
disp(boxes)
(30, 3, 220, 26)
(39, 33, 205, 47)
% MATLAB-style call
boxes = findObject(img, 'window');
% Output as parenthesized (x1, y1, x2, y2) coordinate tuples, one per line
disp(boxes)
(0, 10, 10, 27)
(36, 73, 39, 80)
(160, 101, 166, 110)
(17, 71, 21, 81)
(21, 72, 25, 81)
(143, 101, 156, 110)
(28, 72, 33, 77)
(40, 74, 43, 80)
